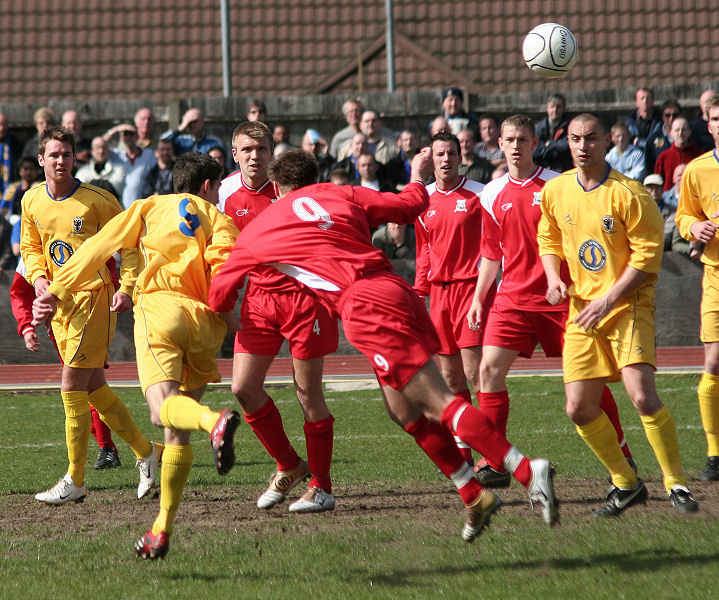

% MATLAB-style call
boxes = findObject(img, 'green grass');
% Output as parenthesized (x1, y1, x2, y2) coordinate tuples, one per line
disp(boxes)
(0, 374, 717, 599)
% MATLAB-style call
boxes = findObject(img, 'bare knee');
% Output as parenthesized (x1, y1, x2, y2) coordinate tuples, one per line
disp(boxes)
(629, 391, 662, 416)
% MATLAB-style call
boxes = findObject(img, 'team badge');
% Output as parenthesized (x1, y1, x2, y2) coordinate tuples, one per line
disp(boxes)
(49, 240, 74, 267)
(602, 215, 615, 234)
(454, 199, 467, 213)
(532, 192, 542, 206)
(72, 217, 83, 233)
(578, 239, 606, 272)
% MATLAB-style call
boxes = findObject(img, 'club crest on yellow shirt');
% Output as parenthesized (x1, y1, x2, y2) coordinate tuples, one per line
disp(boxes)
(578, 239, 606, 272)
(601, 216, 615, 234)
(72, 217, 83, 233)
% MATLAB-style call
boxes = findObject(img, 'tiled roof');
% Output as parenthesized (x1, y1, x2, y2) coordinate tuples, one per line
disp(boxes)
(1, 1, 717, 105)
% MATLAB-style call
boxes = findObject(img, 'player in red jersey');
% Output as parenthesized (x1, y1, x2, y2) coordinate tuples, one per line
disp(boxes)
(467, 114, 634, 487)
(220, 122, 339, 513)
(415, 131, 494, 462)
(210, 148, 560, 542)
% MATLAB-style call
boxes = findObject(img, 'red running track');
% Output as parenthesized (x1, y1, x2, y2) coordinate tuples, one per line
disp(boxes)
(0, 347, 705, 388)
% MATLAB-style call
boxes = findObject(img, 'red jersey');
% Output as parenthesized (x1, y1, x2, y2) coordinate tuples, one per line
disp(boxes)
(209, 181, 429, 317)
(480, 167, 567, 311)
(415, 177, 484, 294)
(219, 171, 302, 293)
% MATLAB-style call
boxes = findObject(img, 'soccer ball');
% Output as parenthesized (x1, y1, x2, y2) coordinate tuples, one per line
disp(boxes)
(522, 23, 578, 78)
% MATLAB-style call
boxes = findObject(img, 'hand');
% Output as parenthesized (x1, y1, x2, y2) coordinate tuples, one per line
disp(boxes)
(110, 291, 133, 313)
(572, 296, 611, 330)
(23, 330, 40, 352)
(410, 147, 433, 182)
(386, 223, 406, 246)
(545, 280, 568, 306)
(33, 276, 50, 297)
(467, 299, 482, 331)
(217, 310, 239, 334)
(32, 291, 58, 329)
(690, 219, 719, 245)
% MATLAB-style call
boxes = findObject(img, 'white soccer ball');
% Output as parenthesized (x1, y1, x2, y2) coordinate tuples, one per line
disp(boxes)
(522, 23, 578, 79)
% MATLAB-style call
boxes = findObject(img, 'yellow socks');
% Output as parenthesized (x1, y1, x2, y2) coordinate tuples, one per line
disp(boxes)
(160, 395, 218, 433)
(89, 384, 152, 459)
(697, 371, 719, 456)
(641, 405, 687, 492)
(62, 391, 91, 487)
(576, 412, 637, 489)
(151, 445, 193, 536)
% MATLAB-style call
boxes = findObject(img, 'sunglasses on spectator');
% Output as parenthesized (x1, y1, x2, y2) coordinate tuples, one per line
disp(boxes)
(664, 111, 680, 117)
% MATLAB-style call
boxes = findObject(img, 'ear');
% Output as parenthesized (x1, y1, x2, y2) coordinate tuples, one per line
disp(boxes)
(199, 178, 212, 198)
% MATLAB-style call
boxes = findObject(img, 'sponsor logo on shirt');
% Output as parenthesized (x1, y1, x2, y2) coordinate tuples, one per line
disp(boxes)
(578, 239, 606, 272)
(235, 209, 249, 216)
(454, 199, 467, 213)
(563, 214, 577, 225)
(501, 202, 512, 211)
(532, 192, 542, 206)
(49, 240, 74, 267)
(426, 210, 437, 218)
(602, 215, 615, 234)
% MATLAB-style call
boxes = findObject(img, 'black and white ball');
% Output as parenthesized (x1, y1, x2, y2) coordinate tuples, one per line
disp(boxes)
(522, 23, 578, 79)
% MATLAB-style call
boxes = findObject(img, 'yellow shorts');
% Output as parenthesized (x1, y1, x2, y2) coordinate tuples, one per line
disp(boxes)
(563, 292, 657, 383)
(700, 264, 719, 343)
(52, 285, 115, 369)
(134, 291, 226, 393)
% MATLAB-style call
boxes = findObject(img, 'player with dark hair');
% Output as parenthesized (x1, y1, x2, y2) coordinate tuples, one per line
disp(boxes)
(674, 96, 719, 482)
(219, 121, 339, 513)
(32, 151, 241, 560)
(467, 114, 634, 488)
(415, 131, 492, 463)
(538, 113, 698, 516)
(22, 126, 159, 505)
(209, 147, 559, 543)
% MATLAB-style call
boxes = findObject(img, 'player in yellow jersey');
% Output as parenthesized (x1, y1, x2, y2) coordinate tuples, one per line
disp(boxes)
(538, 114, 698, 516)
(32, 152, 241, 560)
(21, 126, 160, 505)
(674, 96, 719, 482)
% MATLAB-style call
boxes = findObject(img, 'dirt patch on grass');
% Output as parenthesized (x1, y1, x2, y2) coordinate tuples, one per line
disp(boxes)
(4, 477, 718, 538)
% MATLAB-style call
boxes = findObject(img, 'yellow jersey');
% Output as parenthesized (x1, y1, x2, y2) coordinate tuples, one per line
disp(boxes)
(21, 180, 137, 294)
(675, 150, 719, 267)
(537, 168, 664, 303)
(47, 193, 238, 306)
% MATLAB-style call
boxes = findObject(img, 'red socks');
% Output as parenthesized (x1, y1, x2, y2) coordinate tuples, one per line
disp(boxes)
(89, 404, 116, 451)
(404, 416, 482, 505)
(599, 385, 633, 459)
(243, 395, 300, 471)
(304, 416, 334, 492)
(479, 390, 510, 437)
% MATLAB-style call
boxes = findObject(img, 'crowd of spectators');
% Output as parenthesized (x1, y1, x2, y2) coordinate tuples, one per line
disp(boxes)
(0, 86, 714, 282)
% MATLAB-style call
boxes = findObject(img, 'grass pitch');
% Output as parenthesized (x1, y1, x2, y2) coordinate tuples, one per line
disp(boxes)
(0, 373, 717, 599)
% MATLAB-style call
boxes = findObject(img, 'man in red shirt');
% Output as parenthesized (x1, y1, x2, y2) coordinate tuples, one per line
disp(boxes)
(654, 117, 702, 191)
(210, 148, 560, 543)
(467, 114, 634, 487)
(415, 131, 493, 463)
(220, 122, 339, 513)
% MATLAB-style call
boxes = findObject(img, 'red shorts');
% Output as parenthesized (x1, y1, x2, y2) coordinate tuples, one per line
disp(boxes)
(235, 283, 338, 360)
(430, 279, 493, 354)
(339, 272, 439, 389)
(483, 303, 567, 358)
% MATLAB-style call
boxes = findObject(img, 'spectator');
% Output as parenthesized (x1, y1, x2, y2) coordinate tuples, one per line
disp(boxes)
(474, 115, 505, 167)
(606, 122, 645, 181)
(654, 117, 701, 192)
(491, 163, 509, 179)
(439, 87, 478, 136)
(76, 136, 126, 198)
(533, 93, 572, 172)
(643, 173, 674, 250)
(661, 163, 686, 213)
(689, 89, 716, 152)
(246, 99, 267, 123)
(625, 86, 662, 152)
(142, 139, 175, 196)
(1, 156, 40, 219)
(61, 110, 92, 168)
(351, 153, 394, 192)
(457, 128, 492, 183)
(329, 98, 364, 159)
(272, 125, 294, 157)
(334, 132, 367, 180)
(0, 214, 15, 278)
(329, 168, 351, 185)
(134, 107, 156, 150)
(162, 108, 226, 157)
(338, 110, 397, 164)
(22, 106, 56, 163)
(301, 128, 334, 182)
(0, 113, 23, 195)
(208, 145, 228, 178)
(429, 115, 451, 136)
(371, 222, 416, 284)
(105, 124, 157, 209)
(645, 100, 681, 174)
(385, 130, 420, 191)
